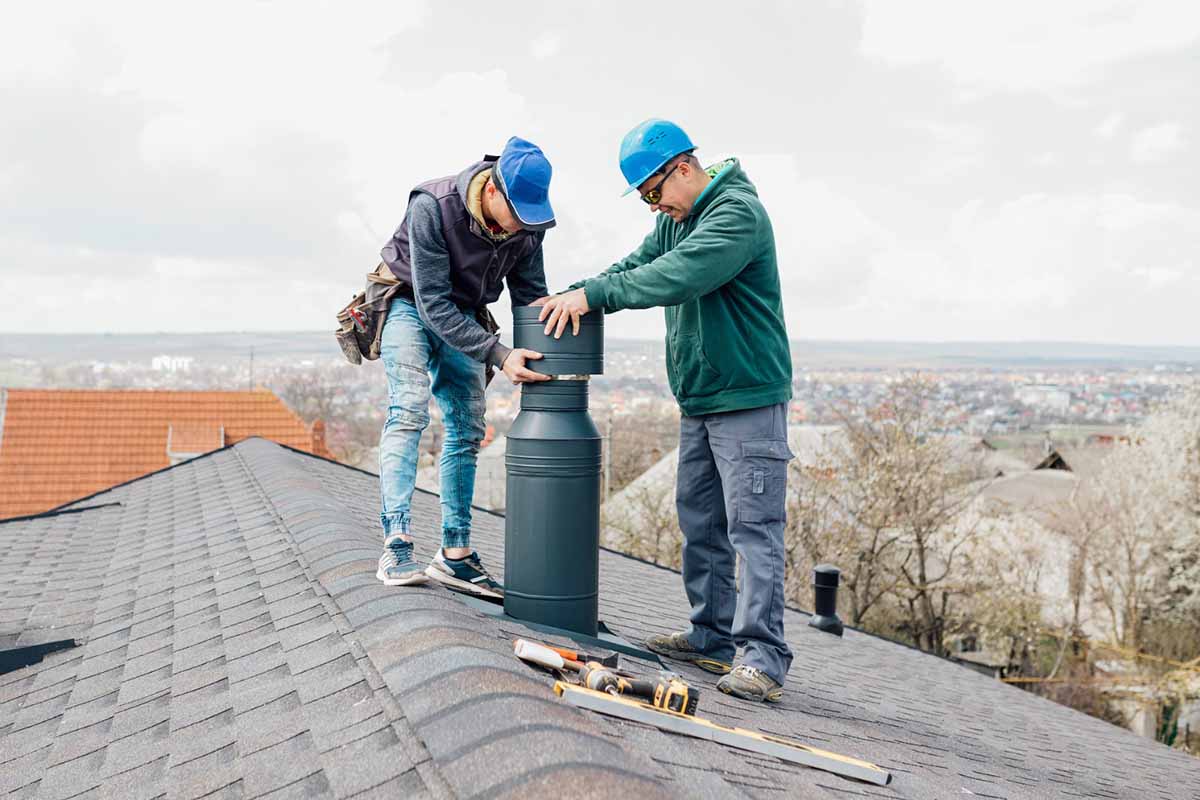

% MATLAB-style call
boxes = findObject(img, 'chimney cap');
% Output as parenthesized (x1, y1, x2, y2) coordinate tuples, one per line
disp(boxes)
(813, 564, 841, 587)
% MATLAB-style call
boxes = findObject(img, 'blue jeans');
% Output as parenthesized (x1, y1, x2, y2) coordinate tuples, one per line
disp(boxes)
(379, 297, 486, 550)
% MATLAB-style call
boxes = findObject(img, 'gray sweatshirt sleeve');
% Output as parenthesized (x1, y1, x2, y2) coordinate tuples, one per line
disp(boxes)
(406, 194, 506, 365)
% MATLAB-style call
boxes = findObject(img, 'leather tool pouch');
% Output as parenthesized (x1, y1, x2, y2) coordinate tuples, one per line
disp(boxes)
(334, 263, 404, 365)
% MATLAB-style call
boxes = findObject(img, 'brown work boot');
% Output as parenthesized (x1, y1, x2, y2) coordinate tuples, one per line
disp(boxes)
(717, 664, 784, 703)
(644, 631, 732, 675)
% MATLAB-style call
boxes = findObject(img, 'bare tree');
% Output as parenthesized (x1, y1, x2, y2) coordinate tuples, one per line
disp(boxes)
(268, 363, 389, 466)
(786, 377, 992, 656)
(601, 476, 682, 568)
(787, 448, 905, 627)
(270, 365, 349, 424)
(1061, 384, 1200, 653)
(601, 407, 680, 496)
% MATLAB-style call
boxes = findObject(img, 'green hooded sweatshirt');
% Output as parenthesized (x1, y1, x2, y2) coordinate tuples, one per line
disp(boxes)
(574, 159, 792, 416)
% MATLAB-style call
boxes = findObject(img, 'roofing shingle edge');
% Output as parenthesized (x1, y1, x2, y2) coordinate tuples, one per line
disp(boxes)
(229, 438, 674, 800)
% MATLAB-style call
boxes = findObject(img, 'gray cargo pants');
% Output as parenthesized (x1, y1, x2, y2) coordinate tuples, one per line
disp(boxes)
(676, 402, 794, 684)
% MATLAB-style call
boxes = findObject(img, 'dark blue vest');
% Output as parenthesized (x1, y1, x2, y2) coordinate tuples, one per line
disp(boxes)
(382, 157, 541, 309)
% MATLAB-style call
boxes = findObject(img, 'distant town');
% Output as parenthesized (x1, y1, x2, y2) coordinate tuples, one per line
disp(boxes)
(3, 333, 1197, 443)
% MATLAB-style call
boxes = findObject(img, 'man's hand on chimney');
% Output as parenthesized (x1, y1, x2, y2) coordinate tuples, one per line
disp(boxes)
(502, 348, 551, 384)
(537, 289, 590, 339)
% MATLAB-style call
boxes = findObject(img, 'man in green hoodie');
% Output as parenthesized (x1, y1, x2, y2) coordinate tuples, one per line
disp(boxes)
(536, 119, 794, 703)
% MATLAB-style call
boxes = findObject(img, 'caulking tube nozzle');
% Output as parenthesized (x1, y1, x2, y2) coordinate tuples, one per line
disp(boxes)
(514, 639, 566, 671)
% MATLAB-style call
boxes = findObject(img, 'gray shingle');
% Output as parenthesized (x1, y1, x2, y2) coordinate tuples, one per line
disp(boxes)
(333, 768, 427, 800)
(97, 753, 169, 799)
(35, 742, 107, 800)
(165, 741, 242, 800)
(318, 726, 412, 797)
(238, 729, 328, 797)
(1, 743, 54, 795)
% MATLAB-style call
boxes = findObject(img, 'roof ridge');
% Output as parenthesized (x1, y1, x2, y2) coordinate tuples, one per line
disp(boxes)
(230, 439, 671, 796)
(222, 440, 457, 797)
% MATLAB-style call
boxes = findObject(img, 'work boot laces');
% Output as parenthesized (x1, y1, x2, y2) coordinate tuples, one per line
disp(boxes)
(734, 665, 766, 683)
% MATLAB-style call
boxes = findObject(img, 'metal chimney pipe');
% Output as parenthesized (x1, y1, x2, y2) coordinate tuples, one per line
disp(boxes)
(504, 308, 604, 635)
(808, 564, 844, 636)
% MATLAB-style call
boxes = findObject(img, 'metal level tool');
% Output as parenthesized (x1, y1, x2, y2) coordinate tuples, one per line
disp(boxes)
(554, 682, 891, 787)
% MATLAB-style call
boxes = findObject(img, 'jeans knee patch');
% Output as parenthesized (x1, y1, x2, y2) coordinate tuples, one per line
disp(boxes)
(737, 439, 793, 524)
(386, 406, 429, 430)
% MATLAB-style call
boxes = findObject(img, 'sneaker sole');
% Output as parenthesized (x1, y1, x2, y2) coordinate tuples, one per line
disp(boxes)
(376, 567, 429, 587)
(424, 565, 503, 600)
(717, 681, 783, 703)
(645, 642, 732, 675)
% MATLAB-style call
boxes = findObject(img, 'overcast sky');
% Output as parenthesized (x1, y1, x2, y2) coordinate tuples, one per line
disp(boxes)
(2, 1, 1198, 345)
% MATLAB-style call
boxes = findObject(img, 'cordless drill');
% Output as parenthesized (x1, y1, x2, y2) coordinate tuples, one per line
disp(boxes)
(578, 662, 701, 716)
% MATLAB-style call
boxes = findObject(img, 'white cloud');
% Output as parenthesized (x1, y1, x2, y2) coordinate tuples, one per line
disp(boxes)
(530, 33, 563, 60)
(1130, 123, 1184, 163)
(860, 1, 1200, 93)
(902, 121, 984, 181)
(855, 193, 1200, 342)
(1132, 266, 1184, 288)
(1094, 113, 1124, 139)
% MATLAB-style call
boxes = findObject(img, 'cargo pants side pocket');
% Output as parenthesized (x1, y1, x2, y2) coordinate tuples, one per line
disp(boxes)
(737, 439, 794, 524)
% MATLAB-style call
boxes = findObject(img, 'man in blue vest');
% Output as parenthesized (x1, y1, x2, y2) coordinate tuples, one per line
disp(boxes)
(375, 137, 553, 598)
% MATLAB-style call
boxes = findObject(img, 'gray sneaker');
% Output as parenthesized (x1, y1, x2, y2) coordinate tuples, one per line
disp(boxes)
(717, 664, 783, 703)
(644, 631, 732, 675)
(376, 536, 429, 586)
(425, 549, 504, 600)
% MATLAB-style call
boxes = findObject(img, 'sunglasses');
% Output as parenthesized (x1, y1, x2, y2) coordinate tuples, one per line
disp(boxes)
(640, 160, 682, 205)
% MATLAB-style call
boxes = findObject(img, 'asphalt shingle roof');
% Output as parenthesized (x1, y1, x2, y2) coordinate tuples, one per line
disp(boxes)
(2, 438, 1198, 799)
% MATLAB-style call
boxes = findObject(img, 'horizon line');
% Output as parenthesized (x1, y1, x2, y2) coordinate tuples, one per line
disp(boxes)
(3, 331, 1200, 351)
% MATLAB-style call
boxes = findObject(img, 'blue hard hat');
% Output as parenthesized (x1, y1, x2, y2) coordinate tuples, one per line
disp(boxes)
(493, 136, 555, 231)
(619, 119, 696, 196)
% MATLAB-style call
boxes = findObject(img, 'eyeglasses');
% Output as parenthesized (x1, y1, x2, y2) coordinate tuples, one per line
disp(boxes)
(640, 160, 682, 205)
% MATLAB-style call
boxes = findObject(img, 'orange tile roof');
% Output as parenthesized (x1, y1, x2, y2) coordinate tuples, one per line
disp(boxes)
(167, 422, 225, 455)
(0, 388, 333, 519)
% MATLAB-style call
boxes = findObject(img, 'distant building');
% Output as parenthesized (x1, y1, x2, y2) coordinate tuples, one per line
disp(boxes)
(151, 354, 194, 373)
(0, 388, 330, 519)
(1017, 384, 1072, 413)
(1033, 445, 1111, 478)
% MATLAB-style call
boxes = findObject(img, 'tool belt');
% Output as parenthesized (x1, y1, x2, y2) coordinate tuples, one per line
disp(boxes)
(335, 263, 404, 365)
(334, 262, 502, 385)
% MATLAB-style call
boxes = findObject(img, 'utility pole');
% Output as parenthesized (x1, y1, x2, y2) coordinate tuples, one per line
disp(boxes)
(249, 345, 255, 391)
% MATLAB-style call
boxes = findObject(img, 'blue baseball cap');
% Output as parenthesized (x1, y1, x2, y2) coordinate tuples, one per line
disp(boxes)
(493, 136, 556, 231)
